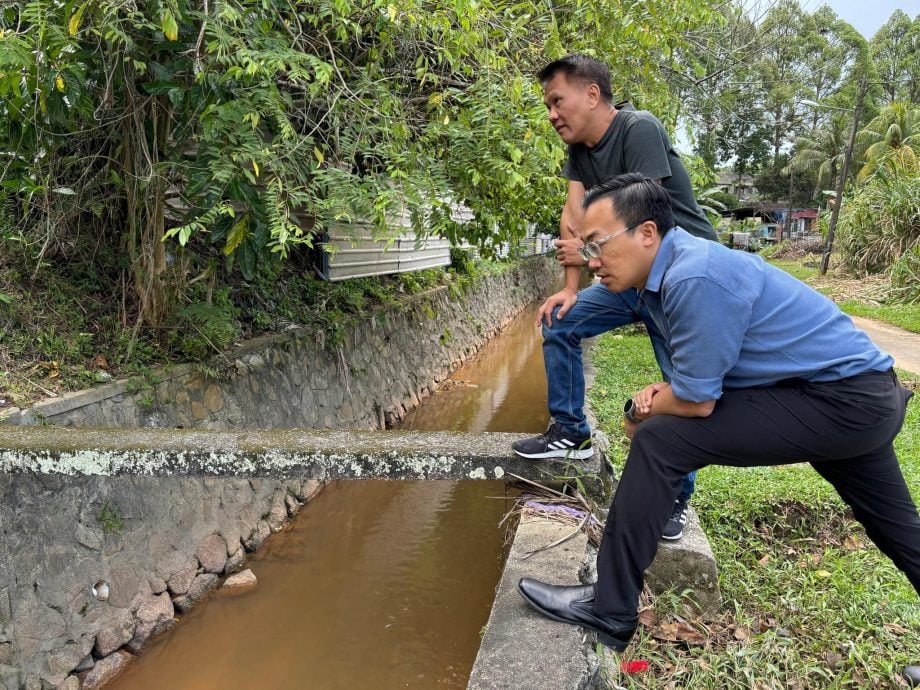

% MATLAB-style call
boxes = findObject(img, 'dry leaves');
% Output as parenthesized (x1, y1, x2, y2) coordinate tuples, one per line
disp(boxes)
(637, 607, 658, 629)
(882, 622, 910, 635)
(35, 360, 60, 380)
(651, 619, 706, 646)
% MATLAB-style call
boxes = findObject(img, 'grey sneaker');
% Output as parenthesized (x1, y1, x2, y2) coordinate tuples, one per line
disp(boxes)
(662, 499, 689, 541)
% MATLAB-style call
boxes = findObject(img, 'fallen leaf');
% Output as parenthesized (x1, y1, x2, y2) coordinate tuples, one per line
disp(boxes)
(652, 620, 705, 646)
(815, 569, 832, 578)
(638, 608, 658, 628)
(883, 622, 910, 635)
(734, 626, 750, 641)
(756, 616, 776, 633)
(842, 534, 863, 550)
(825, 651, 843, 668)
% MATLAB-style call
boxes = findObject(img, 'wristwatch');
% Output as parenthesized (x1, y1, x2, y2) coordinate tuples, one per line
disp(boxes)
(623, 398, 640, 424)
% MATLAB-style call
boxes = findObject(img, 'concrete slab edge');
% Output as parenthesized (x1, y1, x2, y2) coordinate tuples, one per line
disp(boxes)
(467, 513, 599, 690)
(0, 427, 603, 482)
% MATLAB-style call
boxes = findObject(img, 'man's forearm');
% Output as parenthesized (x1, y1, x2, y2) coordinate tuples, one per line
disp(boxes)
(638, 384, 715, 420)
(564, 264, 581, 291)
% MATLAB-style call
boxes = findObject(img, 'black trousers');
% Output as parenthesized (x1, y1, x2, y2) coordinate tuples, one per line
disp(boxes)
(594, 369, 920, 621)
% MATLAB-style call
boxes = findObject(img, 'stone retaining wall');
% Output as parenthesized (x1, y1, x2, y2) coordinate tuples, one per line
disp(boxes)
(1, 256, 556, 431)
(0, 473, 322, 690)
(0, 256, 558, 689)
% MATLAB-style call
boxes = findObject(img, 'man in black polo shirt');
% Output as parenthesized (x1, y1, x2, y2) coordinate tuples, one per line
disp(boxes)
(512, 54, 716, 540)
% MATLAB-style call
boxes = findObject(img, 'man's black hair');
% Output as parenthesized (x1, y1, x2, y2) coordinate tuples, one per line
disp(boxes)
(582, 173, 674, 235)
(538, 54, 614, 104)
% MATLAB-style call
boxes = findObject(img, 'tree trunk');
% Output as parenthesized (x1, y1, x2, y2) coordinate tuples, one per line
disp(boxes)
(121, 65, 171, 335)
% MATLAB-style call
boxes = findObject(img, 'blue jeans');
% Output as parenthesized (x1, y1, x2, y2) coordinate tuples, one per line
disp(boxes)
(543, 282, 697, 500)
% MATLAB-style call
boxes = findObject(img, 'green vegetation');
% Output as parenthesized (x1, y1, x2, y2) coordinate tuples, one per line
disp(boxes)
(0, 0, 715, 338)
(835, 157, 920, 301)
(97, 500, 125, 535)
(588, 331, 919, 688)
(0, 234, 511, 409)
(835, 301, 920, 335)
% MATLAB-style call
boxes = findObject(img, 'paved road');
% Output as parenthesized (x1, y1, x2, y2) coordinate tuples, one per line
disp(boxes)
(851, 316, 920, 376)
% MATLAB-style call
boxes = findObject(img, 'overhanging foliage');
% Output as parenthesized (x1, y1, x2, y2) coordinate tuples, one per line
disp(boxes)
(0, 0, 718, 330)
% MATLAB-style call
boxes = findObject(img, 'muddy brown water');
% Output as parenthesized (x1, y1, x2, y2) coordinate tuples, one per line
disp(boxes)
(111, 304, 548, 689)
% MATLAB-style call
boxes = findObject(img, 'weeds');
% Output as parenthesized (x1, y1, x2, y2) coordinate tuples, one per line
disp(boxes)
(97, 500, 125, 535)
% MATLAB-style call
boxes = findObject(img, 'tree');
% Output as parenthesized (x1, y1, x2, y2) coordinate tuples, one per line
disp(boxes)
(668, 4, 763, 169)
(788, 114, 851, 198)
(856, 102, 920, 180)
(758, 0, 810, 166)
(871, 10, 920, 104)
(753, 153, 816, 204)
(0, 0, 720, 342)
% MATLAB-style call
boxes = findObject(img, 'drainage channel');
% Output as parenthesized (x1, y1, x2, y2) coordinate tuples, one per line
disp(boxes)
(109, 304, 548, 689)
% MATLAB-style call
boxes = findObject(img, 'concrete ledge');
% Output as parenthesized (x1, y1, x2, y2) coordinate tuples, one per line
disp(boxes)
(468, 514, 596, 690)
(0, 426, 602, 482)
(647, 507, 721, 614)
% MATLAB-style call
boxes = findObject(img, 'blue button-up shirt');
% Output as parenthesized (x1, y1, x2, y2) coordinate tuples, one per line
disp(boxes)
(640, 229, 894, 402)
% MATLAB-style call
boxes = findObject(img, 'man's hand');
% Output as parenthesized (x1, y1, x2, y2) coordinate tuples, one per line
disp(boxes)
(554, 237, 587, 267)
(633, 382, 668, 418)
(536, 287, 578, 327)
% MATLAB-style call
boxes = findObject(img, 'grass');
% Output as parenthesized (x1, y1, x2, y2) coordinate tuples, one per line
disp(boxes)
(766, 255, 920, 334)
(767, 258, 821, 283)
(835, 301, 920, 335)
(588, 332, 919, 689)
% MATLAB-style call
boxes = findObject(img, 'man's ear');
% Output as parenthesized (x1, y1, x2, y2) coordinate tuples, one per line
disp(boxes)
(639, 221, 659, 246)
(586, 83, 601, 108)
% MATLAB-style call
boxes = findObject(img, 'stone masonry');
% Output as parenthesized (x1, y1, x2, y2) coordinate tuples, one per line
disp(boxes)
(0, 256, 557, 689)
(1, 256, 556, 432)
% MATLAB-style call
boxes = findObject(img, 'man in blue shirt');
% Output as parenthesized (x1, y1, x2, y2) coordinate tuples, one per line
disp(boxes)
(517, 174, 920, 685)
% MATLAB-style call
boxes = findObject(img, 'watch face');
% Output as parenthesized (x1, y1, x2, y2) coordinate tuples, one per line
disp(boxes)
(624, 398, 634, 414)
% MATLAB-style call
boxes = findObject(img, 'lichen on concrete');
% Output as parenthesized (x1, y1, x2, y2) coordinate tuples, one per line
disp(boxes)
(0, 427, 600, 482)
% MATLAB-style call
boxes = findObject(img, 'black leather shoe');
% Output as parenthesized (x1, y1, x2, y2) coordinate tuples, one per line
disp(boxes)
(517, 578, 636, 651)
(904, 666, 920, 687)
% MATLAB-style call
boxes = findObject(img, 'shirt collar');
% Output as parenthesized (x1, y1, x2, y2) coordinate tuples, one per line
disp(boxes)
(643, 228, 678, 295)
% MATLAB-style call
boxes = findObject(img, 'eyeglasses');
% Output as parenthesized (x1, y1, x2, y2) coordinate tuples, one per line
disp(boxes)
(577, 220, 647, 261)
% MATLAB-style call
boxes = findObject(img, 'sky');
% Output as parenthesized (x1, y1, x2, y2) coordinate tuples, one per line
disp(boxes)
(802, 0, 913, 39)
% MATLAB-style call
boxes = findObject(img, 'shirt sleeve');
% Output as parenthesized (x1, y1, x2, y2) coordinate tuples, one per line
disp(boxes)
(663, 277, 753, 402)
(622, 117, 672, 182)
(561, 145, 580, 181)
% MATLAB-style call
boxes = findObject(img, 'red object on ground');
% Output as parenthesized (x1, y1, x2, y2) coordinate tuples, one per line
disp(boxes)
(620, 660, 649, 673)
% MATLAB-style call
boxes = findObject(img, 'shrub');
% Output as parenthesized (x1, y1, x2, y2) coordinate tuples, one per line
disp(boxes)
(835, 158, 920, 279)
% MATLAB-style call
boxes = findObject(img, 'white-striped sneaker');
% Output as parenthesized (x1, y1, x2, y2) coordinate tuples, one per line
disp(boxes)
(512, 423, 593, 460)
(662, 499, 689, 540)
